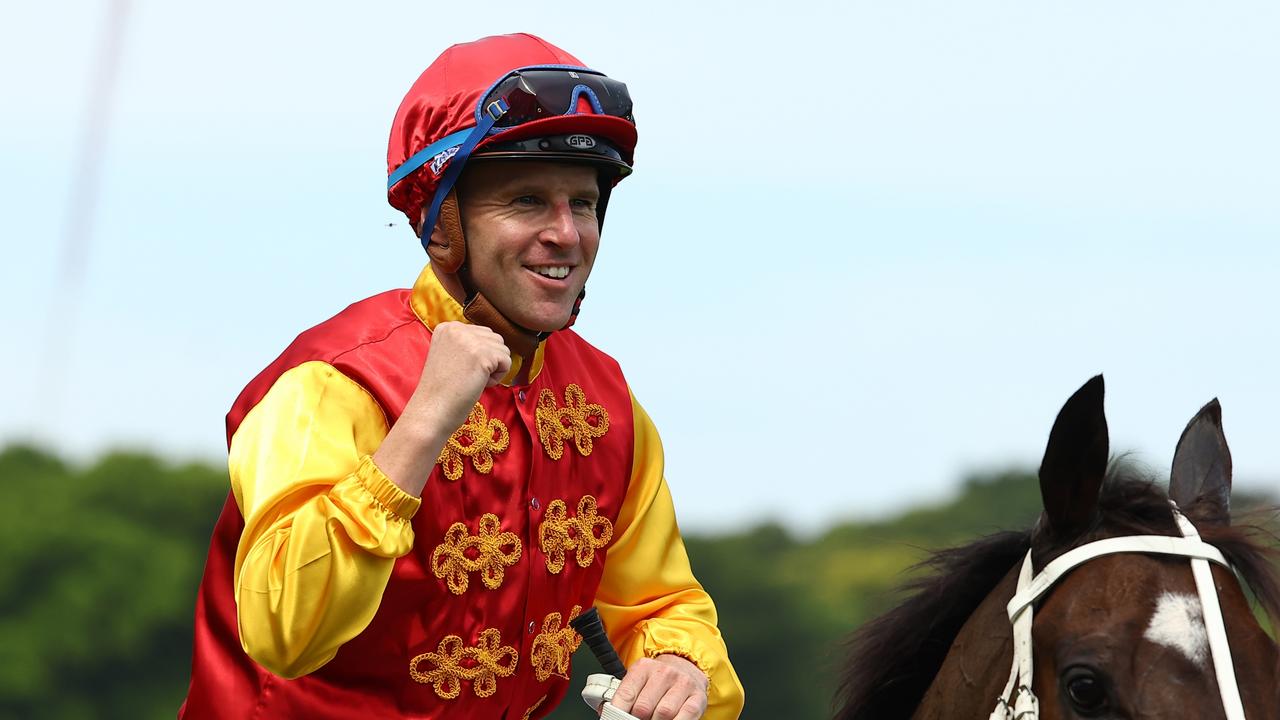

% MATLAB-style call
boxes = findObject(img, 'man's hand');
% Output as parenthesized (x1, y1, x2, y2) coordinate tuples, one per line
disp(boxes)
(410, 321, 512, 428)
(373, 321, 511, 495)
(608, 654, 708, 720)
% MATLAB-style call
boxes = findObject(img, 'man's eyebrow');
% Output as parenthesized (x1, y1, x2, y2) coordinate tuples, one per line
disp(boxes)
(488, 179, 600, 197)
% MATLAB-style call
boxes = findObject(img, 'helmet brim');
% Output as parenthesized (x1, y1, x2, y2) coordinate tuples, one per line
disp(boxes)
(470, 150, 632, 179)
(471, 131, 633, 179)
(477, 114, 636, 162)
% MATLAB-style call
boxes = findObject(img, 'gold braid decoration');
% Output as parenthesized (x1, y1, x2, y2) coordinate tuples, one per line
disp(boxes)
(408, 628, 518, 700)
(535, 384, 609, 460)
(437, 402, 510, 481)
(537, 496, 613, 574)
(430, 513, 522, 595)
(521, 694, 548, 720)
(530, 605, 584, 682)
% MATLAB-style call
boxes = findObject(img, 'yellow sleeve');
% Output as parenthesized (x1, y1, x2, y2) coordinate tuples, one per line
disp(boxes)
(594, 390, 745, 718)
(229, 360, 422, 678)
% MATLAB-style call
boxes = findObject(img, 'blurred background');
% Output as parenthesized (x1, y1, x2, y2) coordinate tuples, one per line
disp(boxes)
(2, 1, 1278, 717)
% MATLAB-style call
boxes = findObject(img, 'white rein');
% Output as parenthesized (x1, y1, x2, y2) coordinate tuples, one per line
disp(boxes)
(989, 506, 1246, 720)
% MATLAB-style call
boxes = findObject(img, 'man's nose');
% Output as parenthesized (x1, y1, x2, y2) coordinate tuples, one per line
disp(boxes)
(537, 201, 580, 247)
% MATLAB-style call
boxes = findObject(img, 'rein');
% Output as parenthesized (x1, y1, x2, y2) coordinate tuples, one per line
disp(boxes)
(989, 506, 1247, 720)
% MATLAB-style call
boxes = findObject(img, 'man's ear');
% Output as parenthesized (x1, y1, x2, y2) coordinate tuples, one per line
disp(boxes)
(413, 206, 427, 239)
(426, 220, 447, 246)
(416, 205, 445, 242)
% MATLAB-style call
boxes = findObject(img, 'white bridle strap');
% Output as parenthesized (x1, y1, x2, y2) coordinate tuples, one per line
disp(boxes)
(1006, 535, 1230, 618)
(1174, 513, 1247, 720)
(990, 511, 1246, 720)
(989, 555, 1037, 720)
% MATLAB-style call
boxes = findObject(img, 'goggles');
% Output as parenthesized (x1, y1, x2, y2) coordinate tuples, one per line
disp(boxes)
(479, 67, 633, 130)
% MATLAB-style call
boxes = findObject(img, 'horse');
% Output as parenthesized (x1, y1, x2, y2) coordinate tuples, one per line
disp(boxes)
(835, 375, 1280, 719)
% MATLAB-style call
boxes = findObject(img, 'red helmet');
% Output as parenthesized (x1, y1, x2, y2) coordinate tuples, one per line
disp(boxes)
(386, 33, 638, 228)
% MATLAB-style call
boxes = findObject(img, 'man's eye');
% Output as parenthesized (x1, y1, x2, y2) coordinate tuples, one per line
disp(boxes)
(514, 195, 538, 206)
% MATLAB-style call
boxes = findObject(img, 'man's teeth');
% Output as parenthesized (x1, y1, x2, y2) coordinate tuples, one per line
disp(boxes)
(532, 266, 570, 279)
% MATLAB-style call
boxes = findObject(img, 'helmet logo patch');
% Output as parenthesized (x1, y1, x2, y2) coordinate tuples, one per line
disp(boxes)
(566, 135, 596, 150)
(429, 146, 461, 176)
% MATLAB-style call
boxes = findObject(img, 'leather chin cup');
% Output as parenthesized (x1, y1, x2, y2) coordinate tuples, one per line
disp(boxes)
(427, 190, 543, 360)
(426, 191, 467, 273)
(463, 292, 541, 360)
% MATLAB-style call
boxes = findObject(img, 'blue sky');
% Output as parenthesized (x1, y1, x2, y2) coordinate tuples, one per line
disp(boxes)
(4, 1, 1278, 532)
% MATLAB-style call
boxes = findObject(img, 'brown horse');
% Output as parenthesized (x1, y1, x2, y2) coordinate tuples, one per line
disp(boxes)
(836, 376, 1280, 719)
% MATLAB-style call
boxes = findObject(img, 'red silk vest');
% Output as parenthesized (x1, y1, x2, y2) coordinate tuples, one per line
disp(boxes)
(181, 289, 634, 719)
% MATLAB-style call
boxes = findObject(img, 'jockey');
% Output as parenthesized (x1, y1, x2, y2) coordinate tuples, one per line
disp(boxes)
(180, 33, 744, 719)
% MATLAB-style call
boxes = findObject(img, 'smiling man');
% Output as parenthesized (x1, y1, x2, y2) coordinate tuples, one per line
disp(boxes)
(180, 33, 743, 720)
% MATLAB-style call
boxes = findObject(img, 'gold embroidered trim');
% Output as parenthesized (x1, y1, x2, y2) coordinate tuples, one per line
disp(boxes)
(538, 496, 613, 574)
(535, 384, 609, 460)
(430, 513, 522, 595)
(409, 628, 518, 699)
(521, 694, 548, 720)
(437, 402, 510, 481)
(530, 605, 583, 682)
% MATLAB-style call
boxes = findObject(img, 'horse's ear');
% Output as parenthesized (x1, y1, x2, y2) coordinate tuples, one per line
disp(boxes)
(1038, 375, 1109, 540)
(1169, 399, 1232, 526)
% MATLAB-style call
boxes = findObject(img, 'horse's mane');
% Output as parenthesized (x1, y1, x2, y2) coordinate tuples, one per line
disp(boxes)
(834, 466, 1280, 720)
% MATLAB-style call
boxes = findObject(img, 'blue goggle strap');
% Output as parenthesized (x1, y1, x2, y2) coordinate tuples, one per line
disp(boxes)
(387, 128, 471, 190)
(386, 96, 513, 190)
(416, 98, 509, 253)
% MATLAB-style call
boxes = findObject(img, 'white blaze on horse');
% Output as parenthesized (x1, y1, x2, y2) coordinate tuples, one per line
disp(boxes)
(836, 375, 1280, 720)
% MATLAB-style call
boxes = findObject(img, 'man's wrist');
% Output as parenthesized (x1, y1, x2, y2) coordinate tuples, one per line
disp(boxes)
(374, 408, 452, 496)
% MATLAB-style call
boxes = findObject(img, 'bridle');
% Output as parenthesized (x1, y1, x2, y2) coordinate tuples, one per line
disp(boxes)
(989, 504, 1247, 720)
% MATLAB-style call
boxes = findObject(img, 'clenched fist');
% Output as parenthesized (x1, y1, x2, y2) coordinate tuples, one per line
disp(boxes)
(413, 322, 512, 431)
(373, 321, 511, 495)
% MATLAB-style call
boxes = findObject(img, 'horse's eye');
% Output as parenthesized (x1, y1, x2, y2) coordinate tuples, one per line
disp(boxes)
(1063, 667, 1109, 716)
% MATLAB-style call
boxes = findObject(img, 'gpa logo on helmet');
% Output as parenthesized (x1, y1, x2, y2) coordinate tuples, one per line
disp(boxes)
(566, 135, 597, 150)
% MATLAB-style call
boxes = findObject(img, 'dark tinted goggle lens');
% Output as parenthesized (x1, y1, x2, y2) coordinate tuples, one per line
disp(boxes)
(485, 69, 633, 128)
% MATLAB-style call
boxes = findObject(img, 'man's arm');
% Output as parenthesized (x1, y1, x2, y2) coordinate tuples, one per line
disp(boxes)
(231, 360, 417, 677)
(593, 391, 745, 719)
(372, 321, 511, 494)
(233, 321, 510, 677)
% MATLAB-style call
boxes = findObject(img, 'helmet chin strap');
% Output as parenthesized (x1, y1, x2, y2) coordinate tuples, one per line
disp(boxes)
(425, 190, 583, 363)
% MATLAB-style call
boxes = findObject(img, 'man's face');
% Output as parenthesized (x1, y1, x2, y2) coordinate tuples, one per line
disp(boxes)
(451, 160, 603, 333)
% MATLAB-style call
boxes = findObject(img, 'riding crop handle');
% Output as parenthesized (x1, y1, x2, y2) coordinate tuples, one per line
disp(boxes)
(569, 607, 627, 679)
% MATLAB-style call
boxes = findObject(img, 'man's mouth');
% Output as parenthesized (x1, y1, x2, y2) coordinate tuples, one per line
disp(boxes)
(528, 265, 571, 280)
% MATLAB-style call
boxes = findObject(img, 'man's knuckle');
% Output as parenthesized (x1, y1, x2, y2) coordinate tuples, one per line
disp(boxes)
(655, 700, 682, 719)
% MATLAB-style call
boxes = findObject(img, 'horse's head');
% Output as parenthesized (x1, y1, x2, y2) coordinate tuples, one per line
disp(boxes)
(836, 376, 1280, 720)
(1025, 376, 1279, 719)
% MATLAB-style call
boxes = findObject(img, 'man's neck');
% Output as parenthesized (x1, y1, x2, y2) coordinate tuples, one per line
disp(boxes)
(410, 263, 548, 386)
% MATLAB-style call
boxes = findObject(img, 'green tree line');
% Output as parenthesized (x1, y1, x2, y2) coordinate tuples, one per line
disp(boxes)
(0, 445, 1272, 719)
